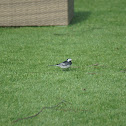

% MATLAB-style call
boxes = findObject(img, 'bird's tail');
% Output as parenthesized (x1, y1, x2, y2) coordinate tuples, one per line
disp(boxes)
(48, 65, 59, 66)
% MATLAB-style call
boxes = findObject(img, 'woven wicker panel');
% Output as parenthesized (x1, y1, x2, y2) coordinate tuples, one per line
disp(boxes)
(0, 0, 74, 26)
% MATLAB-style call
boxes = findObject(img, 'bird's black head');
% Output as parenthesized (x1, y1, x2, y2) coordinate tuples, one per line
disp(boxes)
(67, 59, 72, 62)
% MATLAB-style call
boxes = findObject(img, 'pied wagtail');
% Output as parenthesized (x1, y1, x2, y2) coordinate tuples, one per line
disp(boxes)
(49, 59, 72, 68)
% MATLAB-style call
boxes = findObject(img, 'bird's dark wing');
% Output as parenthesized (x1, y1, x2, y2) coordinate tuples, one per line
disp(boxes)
(60, 61, 72, 66)
(57, 60, 72, 66)
(63, 61, 72, 64)
(62, 61, 67, 63)
(57, 62, 67, 66)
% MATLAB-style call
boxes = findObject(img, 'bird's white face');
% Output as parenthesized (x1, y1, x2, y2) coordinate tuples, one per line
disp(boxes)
(67, 59, 72, 62)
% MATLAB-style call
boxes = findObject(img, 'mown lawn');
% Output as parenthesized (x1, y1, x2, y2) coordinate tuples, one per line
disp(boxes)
(0, 0, 126, 126)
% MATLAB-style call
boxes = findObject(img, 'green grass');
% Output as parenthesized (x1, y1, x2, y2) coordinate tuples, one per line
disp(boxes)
(0, 0, 126, 125)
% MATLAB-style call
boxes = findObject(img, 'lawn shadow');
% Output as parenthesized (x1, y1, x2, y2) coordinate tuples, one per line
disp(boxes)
(70, 11, 91, 25)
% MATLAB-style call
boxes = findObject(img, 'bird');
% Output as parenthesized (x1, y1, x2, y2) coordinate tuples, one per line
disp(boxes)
(49, 59, 72, 68)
